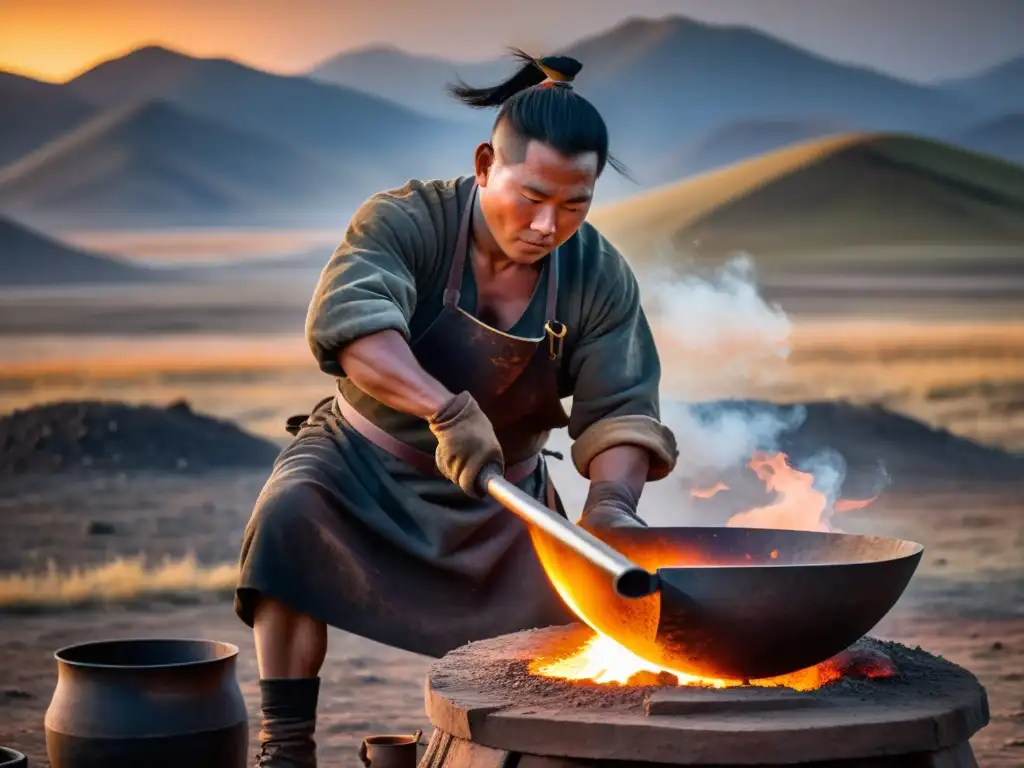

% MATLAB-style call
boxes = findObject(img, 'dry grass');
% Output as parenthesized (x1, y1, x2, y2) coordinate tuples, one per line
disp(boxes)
(0, 553, 239, 610)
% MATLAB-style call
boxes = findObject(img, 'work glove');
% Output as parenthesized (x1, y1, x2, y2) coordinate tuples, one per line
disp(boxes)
(428, 391, 504, 499)
(578, 481, 648, 537)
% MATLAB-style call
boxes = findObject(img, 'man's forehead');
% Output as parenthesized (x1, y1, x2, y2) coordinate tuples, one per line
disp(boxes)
(494, 126, 597, 170)
(493, 133, 597, 196)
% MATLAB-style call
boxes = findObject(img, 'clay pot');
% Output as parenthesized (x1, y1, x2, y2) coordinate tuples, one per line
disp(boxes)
(358, 729, 422, 768)
(44, 638, 248, 767)
(0, 746, 27, 767)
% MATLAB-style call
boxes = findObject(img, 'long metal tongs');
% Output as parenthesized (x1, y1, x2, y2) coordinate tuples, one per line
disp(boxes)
(477, 465, 659, 599)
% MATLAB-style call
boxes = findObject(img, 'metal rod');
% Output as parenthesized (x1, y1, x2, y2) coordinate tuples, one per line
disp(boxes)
(480, 467, 658, 599)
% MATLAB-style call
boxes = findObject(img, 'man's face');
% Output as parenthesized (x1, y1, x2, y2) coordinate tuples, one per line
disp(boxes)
(474, 128, 598, 264)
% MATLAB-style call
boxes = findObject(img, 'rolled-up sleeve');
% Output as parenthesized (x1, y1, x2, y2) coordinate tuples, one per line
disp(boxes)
(566, 237, 678, 481)
(305, 192, 435, 376)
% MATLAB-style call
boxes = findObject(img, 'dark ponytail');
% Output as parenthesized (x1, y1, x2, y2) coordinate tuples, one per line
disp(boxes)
(446, 48, 630, 179)
(447, 49, 547, 108)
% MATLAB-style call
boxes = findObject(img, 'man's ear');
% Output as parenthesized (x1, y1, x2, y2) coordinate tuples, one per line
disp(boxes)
(474, 142, 495, 186)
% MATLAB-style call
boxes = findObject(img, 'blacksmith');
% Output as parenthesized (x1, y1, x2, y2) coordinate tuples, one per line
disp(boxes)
(235, 50, 678, 767)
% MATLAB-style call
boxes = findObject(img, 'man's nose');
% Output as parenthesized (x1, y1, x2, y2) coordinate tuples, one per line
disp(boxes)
(530, 206, 557, 236)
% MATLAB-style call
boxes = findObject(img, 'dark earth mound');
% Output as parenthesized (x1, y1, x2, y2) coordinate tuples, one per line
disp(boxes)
(0, 399, 281, 478)
(684, 399, 1023, 498)
(2, 397, 1020, 489)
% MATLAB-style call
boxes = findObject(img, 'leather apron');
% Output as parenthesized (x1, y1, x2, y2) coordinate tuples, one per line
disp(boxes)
(237, 182, 577, 657)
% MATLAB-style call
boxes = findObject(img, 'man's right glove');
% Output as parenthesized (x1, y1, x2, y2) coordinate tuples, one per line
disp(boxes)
(578, 480, 648, 538)
(428, 391, 504, 499)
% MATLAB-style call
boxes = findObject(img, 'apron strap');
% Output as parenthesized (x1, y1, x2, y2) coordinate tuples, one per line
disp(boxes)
(444, 182, 476, 308)
(445, 180, 565, 359)
(544, 246, 559, 321)
(543, 249, 566, 361)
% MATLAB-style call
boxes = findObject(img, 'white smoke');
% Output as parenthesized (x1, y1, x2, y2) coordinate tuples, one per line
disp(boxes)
(631, 250, 847, 526)
(641, 254, 792, 389)
(546, 248, 856, 525)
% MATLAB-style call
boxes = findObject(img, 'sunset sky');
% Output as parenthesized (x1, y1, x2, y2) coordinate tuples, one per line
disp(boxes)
(2, 0, 1023, 84)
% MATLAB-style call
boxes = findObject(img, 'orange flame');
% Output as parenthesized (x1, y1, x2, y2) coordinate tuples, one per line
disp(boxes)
(690, 480, 729, 499)
(725, 452, 877, 531)
(531, 451, 881, 691)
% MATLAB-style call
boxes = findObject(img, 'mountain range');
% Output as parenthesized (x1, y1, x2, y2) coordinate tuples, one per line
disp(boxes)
(0, 14, 1022, 233)
(0, 99, 367, 228)
(62, 45, 471, 180)
(934, 55, 1024, 114)
(0, 73, 99, 167)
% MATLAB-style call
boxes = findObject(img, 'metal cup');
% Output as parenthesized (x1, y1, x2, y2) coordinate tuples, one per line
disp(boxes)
(0, 746, 28, 767)
(358, 729, 422, 768)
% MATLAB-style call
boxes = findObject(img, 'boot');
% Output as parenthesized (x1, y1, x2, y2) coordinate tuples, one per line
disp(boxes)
(255, 677, 320, 767)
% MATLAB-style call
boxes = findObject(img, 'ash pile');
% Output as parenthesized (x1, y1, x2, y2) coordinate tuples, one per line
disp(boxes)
(0, 399, 282, 478)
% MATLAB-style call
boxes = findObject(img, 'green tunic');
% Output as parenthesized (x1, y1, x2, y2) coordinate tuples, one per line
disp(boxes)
(306, 175, 674, 472)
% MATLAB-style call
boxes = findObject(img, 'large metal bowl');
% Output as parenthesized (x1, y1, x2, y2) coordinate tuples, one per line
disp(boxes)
(528, 525, 923, 680)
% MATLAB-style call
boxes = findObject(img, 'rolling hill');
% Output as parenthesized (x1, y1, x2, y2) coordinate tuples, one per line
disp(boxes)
(63, 45, 473, 184)
(650, 118, 849, 185)
(589, 133, 1024, 268)
(0, 72, 99, 168)
(0, 99, 366, 228)
(953, 114, 1024, 167)
(0, 215, 155, 286)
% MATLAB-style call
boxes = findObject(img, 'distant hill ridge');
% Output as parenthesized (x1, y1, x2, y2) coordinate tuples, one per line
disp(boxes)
(0, 98, 367, 228)
(0, 215, 154, 285)
(0, 72, 99, 167)
(953, 114, 1024, 166)
(935, 54, 1024, 114)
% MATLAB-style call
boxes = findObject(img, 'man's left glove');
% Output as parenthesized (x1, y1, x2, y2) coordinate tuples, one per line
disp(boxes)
(578, 481, 647, 537)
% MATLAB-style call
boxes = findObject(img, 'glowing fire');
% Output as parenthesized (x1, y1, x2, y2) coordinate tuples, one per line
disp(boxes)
(530, 632, 895, 692)
(531, 451, 883, 691)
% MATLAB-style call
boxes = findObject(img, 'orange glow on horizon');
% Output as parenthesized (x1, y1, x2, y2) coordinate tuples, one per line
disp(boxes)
(0, 0, 508, 83)
(0, 1, 350, 83)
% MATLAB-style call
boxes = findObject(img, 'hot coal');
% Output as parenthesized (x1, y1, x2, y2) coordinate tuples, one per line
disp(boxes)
(0, 399, 281, 478)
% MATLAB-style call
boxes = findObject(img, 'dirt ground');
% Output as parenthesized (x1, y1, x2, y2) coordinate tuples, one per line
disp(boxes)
(1, 269, 1021, 765)
(0, 471, 1021, 767)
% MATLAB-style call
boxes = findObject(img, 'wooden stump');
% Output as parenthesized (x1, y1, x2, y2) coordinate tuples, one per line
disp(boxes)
(418, 730, 980, 767)
(419, 625, 988, 767)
